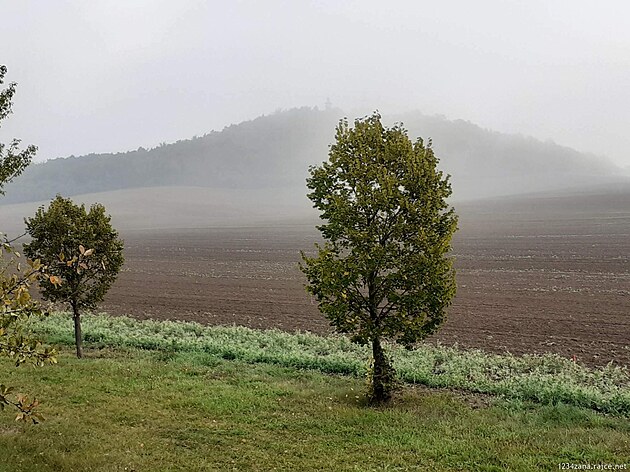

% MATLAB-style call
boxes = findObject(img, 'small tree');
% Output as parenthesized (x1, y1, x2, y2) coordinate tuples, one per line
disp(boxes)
(24, 196, 125, 358)
(301, 113, 458, 403)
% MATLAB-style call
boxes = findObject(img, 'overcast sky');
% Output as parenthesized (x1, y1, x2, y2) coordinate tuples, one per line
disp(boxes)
(1, 0, 629, 167)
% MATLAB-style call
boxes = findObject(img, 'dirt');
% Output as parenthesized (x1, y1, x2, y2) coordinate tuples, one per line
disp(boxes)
(100, 194, 630, 368)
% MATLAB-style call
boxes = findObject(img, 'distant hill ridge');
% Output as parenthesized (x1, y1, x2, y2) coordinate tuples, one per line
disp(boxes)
(1, 107, 622, 204)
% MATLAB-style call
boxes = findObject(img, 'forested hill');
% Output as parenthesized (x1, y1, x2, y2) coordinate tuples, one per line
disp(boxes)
(2, 108, 340, 204)
(1, 107, 622, 204)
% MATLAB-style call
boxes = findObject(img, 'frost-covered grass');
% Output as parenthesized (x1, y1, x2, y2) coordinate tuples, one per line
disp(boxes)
(32, 312, 630, 416)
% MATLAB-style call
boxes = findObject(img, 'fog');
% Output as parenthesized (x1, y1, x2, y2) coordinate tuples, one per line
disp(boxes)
(2, 0, 630, 170)
(1, 106, 629, 235)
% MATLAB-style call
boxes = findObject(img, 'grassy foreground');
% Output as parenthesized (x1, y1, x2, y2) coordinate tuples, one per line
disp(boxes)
(29, 313, 630, 416)
(1, 348, 629, 471)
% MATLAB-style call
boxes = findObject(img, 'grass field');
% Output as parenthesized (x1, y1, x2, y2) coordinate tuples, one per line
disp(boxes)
(1, 347, 629, 471)
(29, 313, 630, 416)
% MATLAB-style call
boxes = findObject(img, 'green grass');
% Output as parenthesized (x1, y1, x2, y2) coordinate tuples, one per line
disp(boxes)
(29, 313, 630, 416)
(1, 348, 629, 471)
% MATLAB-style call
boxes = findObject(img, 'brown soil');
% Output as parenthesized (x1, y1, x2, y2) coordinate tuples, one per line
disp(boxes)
(100, 194, 630, 368)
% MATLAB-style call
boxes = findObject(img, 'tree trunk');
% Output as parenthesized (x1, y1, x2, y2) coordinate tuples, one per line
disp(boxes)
(370, 337, 394, 404)
(72, 302, 83, 359)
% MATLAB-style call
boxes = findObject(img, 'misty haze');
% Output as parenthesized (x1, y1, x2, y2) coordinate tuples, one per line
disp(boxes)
(1, 1, 629, 469)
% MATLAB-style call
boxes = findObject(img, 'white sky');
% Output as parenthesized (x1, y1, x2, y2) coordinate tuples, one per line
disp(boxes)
(1, 0, 629, 167)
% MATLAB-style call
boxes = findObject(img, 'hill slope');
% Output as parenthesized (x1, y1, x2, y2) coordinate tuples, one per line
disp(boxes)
(394, 112, 623, 198)
(1, 107, 624, 206)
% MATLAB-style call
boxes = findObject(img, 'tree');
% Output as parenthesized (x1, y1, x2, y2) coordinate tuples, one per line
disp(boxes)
(0, 65, 37, 195)
(24, 196, 125, 358)
(301, 113, 458, 403)
(0, 240, 55, 422)
(0, 65, 54, 423)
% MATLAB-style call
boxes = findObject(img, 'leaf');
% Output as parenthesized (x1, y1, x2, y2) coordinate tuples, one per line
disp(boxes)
(31, 412, 45, 423)
(49, 275, 62, 287)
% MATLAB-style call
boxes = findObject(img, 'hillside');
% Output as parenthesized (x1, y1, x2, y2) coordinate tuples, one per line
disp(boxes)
(394, 112, 624, 198)
(1, 108, 339, 205)
(1, 107, 624, 207)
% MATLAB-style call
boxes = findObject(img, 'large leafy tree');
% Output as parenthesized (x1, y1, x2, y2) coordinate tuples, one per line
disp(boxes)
(301, 113, 458, 403)
(24, 196, 125, 358)
(0, 65, 55, 422)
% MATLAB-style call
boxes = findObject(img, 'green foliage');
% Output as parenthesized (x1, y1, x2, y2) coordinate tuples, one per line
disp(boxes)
(0, 65, 54, 422)
(24, 196, 124, 312)
(0, 239, 57, 423)
(32, 313, 630, 416)
(23, 196, 124, 358)
(301, 112, 457, 402)
(0, 65, 37, 195)
(0, 241, 55, 366)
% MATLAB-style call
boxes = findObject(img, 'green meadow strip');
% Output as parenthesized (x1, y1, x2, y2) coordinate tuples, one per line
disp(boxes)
(31, 312, 630, 416)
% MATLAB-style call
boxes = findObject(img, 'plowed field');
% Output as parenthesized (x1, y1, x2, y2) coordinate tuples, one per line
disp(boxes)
(101, 192, 630, 367)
